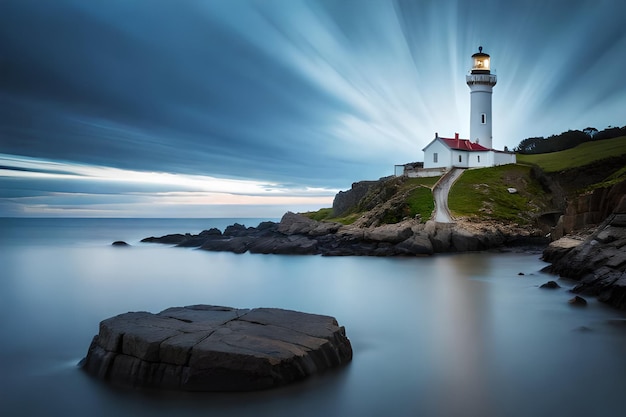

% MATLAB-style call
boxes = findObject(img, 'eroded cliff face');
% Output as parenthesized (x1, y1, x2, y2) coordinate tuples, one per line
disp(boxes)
(551, 180, 626, 239)
(332, 180, 377, 217)
(538, 155, 626, 239)
(544, 195, 626, 310)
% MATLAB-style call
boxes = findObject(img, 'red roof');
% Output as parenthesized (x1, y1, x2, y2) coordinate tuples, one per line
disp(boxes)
(439, 137, 490, 151)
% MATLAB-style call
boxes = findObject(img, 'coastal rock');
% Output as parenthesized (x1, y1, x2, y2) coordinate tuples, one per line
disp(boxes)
(141, 213, 546, 256)
(224, 223, 250, 237)
(424, 221, 454, 252)
(544, 195, 626, 309)
(332, 180, 383, 217)
(364, 222, 414, 243)
(141, 233, 187, 245)
(248, 235, 319, 255)
(542, 237, 583, 263)
(277, 211, 318, 235)
(277, 212, 340, 236)
(568, 296, 588, 306)
(540, 280, 561, 289)
(112, 241, 129, 246)
(81, 305, 352, 391)
(395, 232, 434, 255)
(451, 227, 482, 252)
(201, 237, 250, 254)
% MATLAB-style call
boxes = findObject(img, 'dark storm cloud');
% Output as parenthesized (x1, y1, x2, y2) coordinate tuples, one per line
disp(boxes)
(0, 0, 357, 186)
(0, 175, 191, 199)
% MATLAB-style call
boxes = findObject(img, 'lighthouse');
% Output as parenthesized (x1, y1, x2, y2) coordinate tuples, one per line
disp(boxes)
(466, 46, 497, 149)
(420, 46, 515, 172)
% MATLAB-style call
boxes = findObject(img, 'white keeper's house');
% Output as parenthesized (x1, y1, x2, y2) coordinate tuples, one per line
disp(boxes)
(421, 47, 516, 171)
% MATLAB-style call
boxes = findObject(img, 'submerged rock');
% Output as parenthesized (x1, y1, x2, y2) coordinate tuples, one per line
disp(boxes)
(540, 280, 561, 289)
(568, 296, 588, 306)
(81, 305, 352, 391)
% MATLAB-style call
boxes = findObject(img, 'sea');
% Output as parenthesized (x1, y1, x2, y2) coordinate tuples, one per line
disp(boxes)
(2, 217, 626, 417)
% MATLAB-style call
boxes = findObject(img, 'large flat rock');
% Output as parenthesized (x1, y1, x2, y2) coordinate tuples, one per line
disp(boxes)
(81, 305, 352, 391)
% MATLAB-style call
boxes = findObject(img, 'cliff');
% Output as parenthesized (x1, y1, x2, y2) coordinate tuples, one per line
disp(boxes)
(543, 194, 626, 310)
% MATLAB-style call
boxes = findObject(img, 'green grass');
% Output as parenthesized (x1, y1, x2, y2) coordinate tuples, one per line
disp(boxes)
(378, 185, 434, 224)
(405, 186, 434, 220)
(517, 136, 626, 172)
(376, 177, 437, 224)
(302, 207, 333, 222)
(328, 213, 361, 225)
(402, 176, 441, 188)
(449, 164, 549, 223)
(300, 207, 362, 225)
(301, 175, 440, 225)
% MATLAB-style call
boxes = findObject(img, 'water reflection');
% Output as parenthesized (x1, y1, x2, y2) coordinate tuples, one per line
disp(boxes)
(430, 255, 494, 416)
(3, 219, 626, 417)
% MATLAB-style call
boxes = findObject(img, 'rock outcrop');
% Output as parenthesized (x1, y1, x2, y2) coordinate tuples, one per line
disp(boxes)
(550, 179, 626, 238)
(142, 212, 544, 256)
(81, 305, 352, 391)
(332, 179, 384, 217)
(543, 195, 626, 310)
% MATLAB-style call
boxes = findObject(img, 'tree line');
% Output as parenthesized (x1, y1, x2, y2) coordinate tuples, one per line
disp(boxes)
(514, 125, 626, 154)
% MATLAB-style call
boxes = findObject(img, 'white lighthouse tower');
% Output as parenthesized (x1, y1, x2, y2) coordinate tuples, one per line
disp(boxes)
(420, 46, 515, 172)
(466, 46, 497, 149)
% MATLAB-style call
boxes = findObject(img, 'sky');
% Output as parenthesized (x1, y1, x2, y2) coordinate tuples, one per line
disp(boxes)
(1, 0, 625, 218)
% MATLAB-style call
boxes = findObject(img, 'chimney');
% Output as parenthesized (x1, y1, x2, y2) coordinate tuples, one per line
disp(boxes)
(454, 132, 459, 140)
(435, 132, 439, 138)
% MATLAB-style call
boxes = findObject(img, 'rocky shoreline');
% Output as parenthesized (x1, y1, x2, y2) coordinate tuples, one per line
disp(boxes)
(136, 172, 626, 311)
(542, 195, 626, 310)
(141, 211, 548, 256)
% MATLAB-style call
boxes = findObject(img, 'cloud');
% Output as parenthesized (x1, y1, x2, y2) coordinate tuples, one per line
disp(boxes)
(0, 154, 336, 217)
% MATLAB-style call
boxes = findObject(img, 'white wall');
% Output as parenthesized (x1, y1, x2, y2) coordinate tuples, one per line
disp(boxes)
(407, 168, 447, 178)
(494, 151, 517, 166)
(451, 150, 469, 168)
(466, 151, 492, 168)
(423, 140, 451, 169)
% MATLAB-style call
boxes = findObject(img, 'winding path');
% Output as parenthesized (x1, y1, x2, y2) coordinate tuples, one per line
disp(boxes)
(432, 168, 465, 223)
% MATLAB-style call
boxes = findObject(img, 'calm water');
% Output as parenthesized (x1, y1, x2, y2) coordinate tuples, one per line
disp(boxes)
(2, 218, 626, 417)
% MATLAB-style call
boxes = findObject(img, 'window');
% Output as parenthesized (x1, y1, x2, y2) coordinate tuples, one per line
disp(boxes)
(433, 153, 438, 163)
(477, 155, 481, 163)
(458, 155, 462, 163)
(481, 113, 486, 124)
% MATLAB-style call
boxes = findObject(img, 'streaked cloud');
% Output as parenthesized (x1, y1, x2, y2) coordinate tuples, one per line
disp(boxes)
(0, 154, 336, 217)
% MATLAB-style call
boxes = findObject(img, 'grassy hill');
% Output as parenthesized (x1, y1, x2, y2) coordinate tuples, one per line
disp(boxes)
(517, 136, 626, 172)
(304, 136, 626, 227)
(517, 136, 626, 191)
(448, 164, 551, 224)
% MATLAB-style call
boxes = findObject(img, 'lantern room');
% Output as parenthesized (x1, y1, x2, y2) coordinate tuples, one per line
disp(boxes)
(471, 46, 491, 74)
